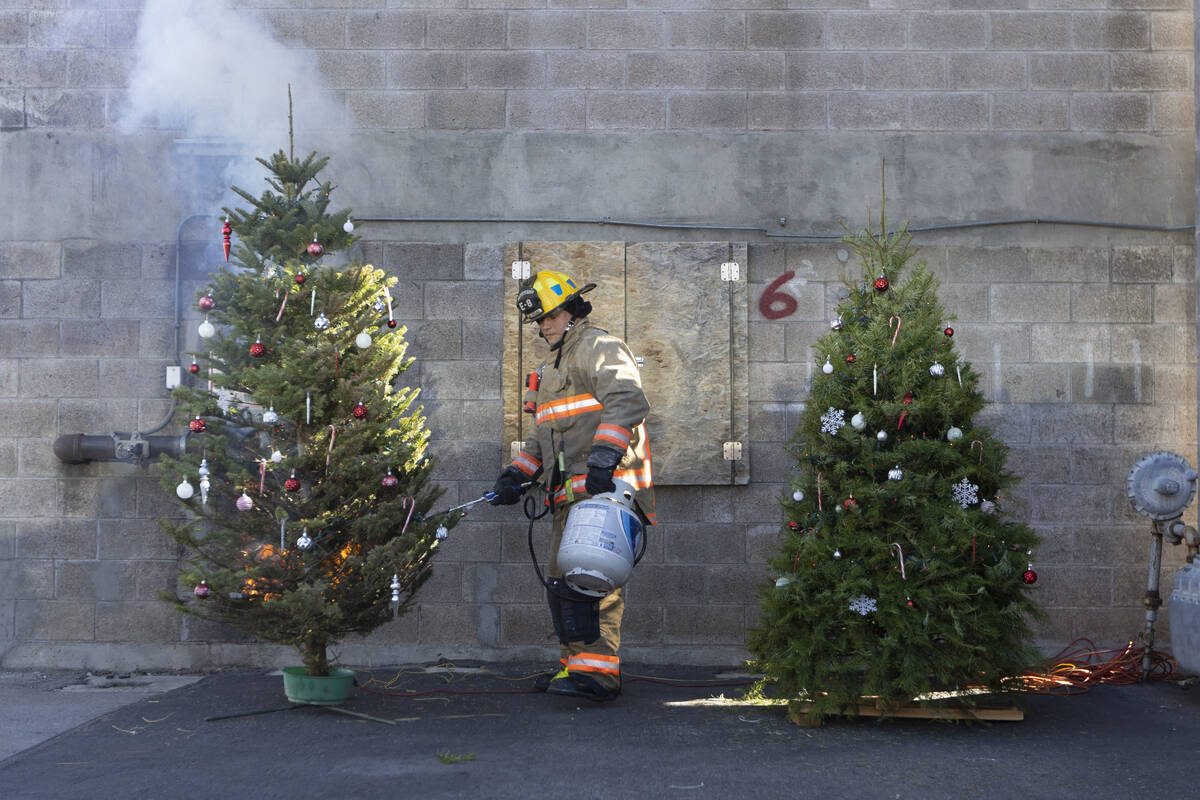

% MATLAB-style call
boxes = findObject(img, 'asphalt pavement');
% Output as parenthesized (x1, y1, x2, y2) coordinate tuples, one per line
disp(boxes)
(1, 661, 1198, 799)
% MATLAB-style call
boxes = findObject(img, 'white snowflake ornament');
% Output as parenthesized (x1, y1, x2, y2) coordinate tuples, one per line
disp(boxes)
(849, 595, 877, 616)
(952, 477, 979, 508)
(820, 407, 846, 435)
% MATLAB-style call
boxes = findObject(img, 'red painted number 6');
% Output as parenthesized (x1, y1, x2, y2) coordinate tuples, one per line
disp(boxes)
(759, 271, 797, 321)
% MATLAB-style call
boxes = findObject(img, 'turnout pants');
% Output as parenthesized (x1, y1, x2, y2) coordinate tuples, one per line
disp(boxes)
(549, 505, 624, 691)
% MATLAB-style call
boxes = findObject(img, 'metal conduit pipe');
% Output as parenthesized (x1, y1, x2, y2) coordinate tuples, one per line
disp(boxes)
(52, 433, 191, 465)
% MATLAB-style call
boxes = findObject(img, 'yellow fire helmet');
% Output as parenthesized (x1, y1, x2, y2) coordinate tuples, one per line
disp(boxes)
(515, 269, 596, 323)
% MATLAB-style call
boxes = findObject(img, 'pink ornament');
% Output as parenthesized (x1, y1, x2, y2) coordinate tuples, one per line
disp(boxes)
(382, 470, 398, 489)
(236, 492, 253, 512)
(307, 237, 324, 258)
(199, 294, 215, 311)
(194, 581, 210, 599)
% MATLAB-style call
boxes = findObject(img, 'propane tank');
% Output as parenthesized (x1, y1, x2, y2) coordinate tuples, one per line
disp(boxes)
(557, 478, 644, 598)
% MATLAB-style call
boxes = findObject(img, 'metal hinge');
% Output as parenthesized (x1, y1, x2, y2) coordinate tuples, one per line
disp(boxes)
(721, 262, 740, 282)
(511, 260, 531, 280)
(510, 441, 525, 460)
(723, 441, 743, 461)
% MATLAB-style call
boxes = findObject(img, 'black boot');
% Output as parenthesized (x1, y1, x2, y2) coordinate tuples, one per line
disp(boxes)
(546, 671, 620, 702)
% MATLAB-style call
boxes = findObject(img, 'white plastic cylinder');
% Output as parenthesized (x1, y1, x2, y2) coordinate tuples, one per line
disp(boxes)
(557, 479, 643, 598)
(1169, 563, 1200, 675)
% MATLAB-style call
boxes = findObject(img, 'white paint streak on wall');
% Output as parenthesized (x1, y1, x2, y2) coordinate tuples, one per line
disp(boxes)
(1132, 340, 1143, 403)
(993, 342, 1002, 401)
(1084, 341, 1094, 399)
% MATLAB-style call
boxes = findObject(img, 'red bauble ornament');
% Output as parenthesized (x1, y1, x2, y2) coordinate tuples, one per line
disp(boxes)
(845, 354, 856, 363)
(843, 495, 858, 509)
(295, 272, 306, 285)
(188, 361, 200, 374)
(944, 326, 954, 337)
(194, 581, 210, 599)
(198, 294, 215, 311)
(788, 520, 799, 531)
(352, 401, 368, 420)
(189, 416, 206, 433)
(307, 238, 324, 258)
(1022, 569, 1038, 585)
(284, 472, 301, 493)
(382, 471, 399, 489)
(387, 319, 397, 329)
(874, 276, 889, 292)
(249, 339, 265, 357)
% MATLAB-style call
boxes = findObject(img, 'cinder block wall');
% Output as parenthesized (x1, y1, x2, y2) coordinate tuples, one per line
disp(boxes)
(0, 0, 1195, 671)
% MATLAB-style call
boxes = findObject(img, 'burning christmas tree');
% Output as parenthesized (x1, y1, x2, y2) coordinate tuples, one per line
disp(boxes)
(748, 203, 1044, 720)
(158, 149, 449, 677)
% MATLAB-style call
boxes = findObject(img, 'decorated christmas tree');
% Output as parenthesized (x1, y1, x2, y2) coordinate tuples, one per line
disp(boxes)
(748, 202, 1043, 720)
(158, 148, 448, 677)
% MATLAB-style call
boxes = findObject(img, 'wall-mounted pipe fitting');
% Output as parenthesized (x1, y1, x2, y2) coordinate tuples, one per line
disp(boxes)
(53, 433, 190, 465)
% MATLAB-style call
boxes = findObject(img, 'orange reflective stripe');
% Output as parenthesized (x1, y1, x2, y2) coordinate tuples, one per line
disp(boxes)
(535, 393, 603, 424)
(593, 423, 632, 450)
(568, 653, 620, 675)
(512, 452, 541, 476)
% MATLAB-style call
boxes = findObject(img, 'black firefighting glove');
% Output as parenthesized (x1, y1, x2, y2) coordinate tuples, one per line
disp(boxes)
(489, 467, 527, 506)
(584, 445, 622, 496)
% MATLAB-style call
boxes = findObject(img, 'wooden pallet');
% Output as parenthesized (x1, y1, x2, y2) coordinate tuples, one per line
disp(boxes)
(788, 699, 1024, 726)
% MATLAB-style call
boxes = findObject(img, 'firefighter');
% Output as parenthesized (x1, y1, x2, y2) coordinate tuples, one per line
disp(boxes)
(491, 269, 655, 701)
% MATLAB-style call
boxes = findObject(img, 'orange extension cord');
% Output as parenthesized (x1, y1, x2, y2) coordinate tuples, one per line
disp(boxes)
(1019, 638, 1181, 695)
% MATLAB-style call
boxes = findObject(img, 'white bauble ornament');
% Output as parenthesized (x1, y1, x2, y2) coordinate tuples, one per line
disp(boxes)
(262, 406, 278, 424)
(236, 492, 253, 511)
(296, 529, 313, 549)
(176, 479, 195, 499)
(343, 218, 355, 233)
(436, 525, 449, 540)
(850, 412, 866, 430)
(888, 465, 903, 481)
(792, 489, 804, 502)
(313, 312, 330, 331)
(775, 576, 791, 588)
(197, 318, 215, 339)
(876, 430, 888, 442)
(947, 426, 963, 442)
(929, 361, 945, 378)
(270, 449, 283, 463)
(833, 548, 842, 558)
(980, 500, 997, 515)
(822, 356, 834, 375)
(355, 331, 373, 350)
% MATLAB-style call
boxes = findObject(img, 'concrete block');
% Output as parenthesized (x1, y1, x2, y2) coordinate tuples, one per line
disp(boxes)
(706, 52, 785, 90)
(991, 12, 1070, 49)
(0, 359, 15, 397)
(1072, 285, 1152, 323)
(786, 53, 865, 90)
(100, 278, 174, 319)
(746, 11, 822, 49)
(0, 241, 60, 280)
(426, 399, 503, 441)
(98, 518, 180, 561)
(466, 52, 545, 90)
(425, 279, 501, 320)
(61, 476, 139, 519)
(548, 52, 625, 89)
(136, 477, 182, 521)
(23, 278, 100, 319)
(744, 89, 820, 130)
(827, 12, 908, 49)
(427, 11, 507, 49)
(61, 320, 139, 356)
(1150, 11, 1192, 50)
(413, 563, 465, 605)
(348, 91, 424, 129)
(463, 244, 503, 281)
(1114, 404, 1181, 445)
(628, 52, 707, 89)
(939, 284, 989, 322)
(346, 10, 424, 49)
(976, 402, 1032, 444)
(1071, 93, 1150, 132)
(17, 519, 97, 560)
(1149, 363, 1195, 402)
(1112, 246, 1174, 283)
(316, 51, 386, 90)
(752, 274, 823, 321)
(403, 319, 463, 361)
(948, 53, 1026, 91)
(587, 11, 665, 50)
(497, 602, 551, 646)
(1113, 53, 1191, 92)
(0, 399, 57, 437)
(668, 92, 746, 129)
(56, 398, 140, 435)
(29, 11, 106, 49)
(508, 10, 587, 49)
(1029, 247, 1111, 284)
(1153, 284, 1195, 324)
(618, 604, 664, 646)
(0, 440, 13, 475)
(508, 91, 586, 129)
(663, 604, 743, 645)
(261, 10, 347, 50)
(97, 357, 172, 398)
(910, 12, 986, 49)
(464, 319, 503, 360)
(990, 284, 1070, 322)
(666, 11, 745, 49)
(96, 601, 180, 643)
(65, 49, 132, 89)
(16, 48, 68, 89)
(13, 560, 54, 600)
(384, 243, 464, 280)
(867, 54, 946, 90)
(1031, 323, 1110, 362)
(655, 487, 733, 524)
(748, 360, 808, 404)
(15, 599, 94, 641)
(0, 10, 25, 46)
(0, 281, 17, 318)
(0, 90, 23, 128)
(1070, 363, 1149, 404)
(909, 93, 988, 130)
(587, 92, 667, 130)
(19, 358, 98, 399)
(426, 90, 506, 129)
(387, 52, 465, 89)
(1071, 11, 1149, 50)
(1030, 54, 1109, 91)
(633, 564, 709, 605)
(1029, 566, 1113, 609)
(1031, 483, 1116, 526)
(417, 602, 481, 644)
(748, 399, 793, 442)
(828, 91, 906, 130)
(1007, 444, 1073, 487)
(993, 92, 1070, 131)
(1154, 92, 1195, 132)
(661, 521, 746, 565)
(26, 89, 105, 128)
(56, 560, 137, 602)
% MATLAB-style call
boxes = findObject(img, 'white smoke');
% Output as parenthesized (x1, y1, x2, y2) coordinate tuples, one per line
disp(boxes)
(118, 0, 347, 186)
